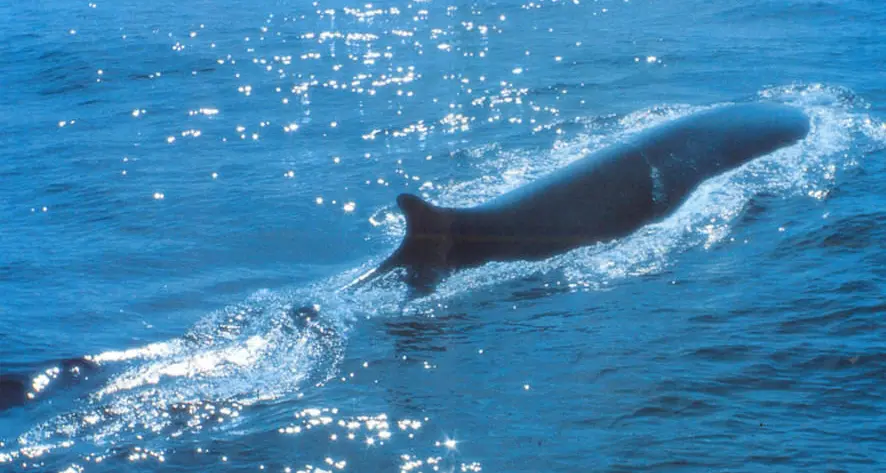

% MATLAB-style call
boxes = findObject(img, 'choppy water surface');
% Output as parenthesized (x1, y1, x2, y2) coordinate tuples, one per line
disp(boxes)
(1, 0, 885, 471)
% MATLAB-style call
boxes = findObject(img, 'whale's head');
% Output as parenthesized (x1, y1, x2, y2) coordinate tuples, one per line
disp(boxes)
(716, 103, 810, 168)
(744, 103, 809, 150)
(657, 103, 810, 179)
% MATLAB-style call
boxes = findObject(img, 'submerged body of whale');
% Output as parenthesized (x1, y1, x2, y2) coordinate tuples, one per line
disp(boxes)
(353, 103, 810, 291)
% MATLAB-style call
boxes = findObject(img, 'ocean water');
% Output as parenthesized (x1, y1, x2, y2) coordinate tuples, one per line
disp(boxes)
(1, 0, 885, 471)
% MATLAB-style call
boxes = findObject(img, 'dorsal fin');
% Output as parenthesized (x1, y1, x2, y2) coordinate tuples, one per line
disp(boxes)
(394, 193, 454, 286)
(340, 193, 456, 292)
(397, 193, 443, 235)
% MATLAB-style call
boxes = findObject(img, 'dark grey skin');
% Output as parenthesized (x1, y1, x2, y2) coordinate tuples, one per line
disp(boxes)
(350, 103, 810, 292)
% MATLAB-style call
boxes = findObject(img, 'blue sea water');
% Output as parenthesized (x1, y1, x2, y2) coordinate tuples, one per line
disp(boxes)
(1, 0, 885, 471)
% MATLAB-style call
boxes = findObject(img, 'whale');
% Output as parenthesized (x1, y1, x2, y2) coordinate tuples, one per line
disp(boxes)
(349, 103, 810, 292)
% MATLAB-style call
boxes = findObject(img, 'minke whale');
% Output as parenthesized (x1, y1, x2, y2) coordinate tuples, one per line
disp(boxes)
(349, 103, 810, 292)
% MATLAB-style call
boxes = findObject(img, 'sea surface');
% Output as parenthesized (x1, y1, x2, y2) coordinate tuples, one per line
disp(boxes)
(1, 0, 885, 471)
